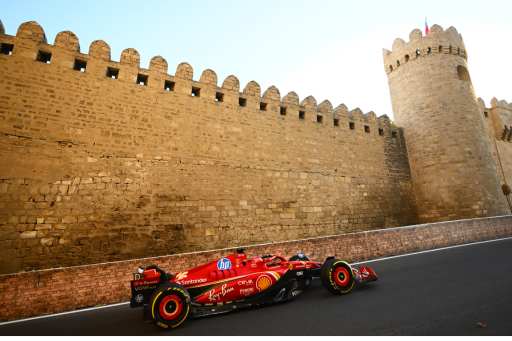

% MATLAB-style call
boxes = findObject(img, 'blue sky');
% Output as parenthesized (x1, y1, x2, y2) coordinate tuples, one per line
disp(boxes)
(1, 0, 511, 120)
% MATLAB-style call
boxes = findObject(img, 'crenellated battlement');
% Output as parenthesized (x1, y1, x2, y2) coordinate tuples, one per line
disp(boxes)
(383, 24, 467, 75)
(491, 97, 512, 111)
(0, 17, 508, 276)
(0, 20, 397, 137)
(487, 97, 512, 143)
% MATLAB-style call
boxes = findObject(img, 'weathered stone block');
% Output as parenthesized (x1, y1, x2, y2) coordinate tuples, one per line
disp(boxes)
(61, 216, 77, 224)
(20, 231, 37, 239)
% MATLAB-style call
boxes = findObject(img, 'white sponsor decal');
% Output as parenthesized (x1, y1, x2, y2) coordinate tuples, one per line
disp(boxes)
(237, 279, 254, 286)
(208, 284, 234, 301)
(251, 263, 257, 268)
(292, 290, 301, 296)
(240, 287, 254, 295)
(296, 271, 303, 276)
(134, 285, 158, 291)
(133, 273, 146, 280)
(178, 278, 208, 286)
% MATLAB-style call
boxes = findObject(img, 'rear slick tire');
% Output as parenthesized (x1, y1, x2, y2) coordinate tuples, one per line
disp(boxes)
(149, 282, 190, 330)
(320, 259, 355, 295)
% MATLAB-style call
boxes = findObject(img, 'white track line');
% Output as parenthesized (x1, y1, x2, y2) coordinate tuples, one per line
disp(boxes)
(350, 236, 512, 265)
(1, 236, 511, 326)
(0, 302, 130, 326)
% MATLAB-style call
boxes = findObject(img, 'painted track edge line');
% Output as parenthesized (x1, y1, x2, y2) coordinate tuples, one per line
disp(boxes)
(351, 236, 512, 265)
(0, 302, 130, 326)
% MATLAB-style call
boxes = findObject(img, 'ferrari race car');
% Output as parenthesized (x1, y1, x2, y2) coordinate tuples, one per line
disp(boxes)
(130, 248, 378, 330)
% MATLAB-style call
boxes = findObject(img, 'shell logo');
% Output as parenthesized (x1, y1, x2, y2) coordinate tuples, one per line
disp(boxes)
(256, 275, 272, 292)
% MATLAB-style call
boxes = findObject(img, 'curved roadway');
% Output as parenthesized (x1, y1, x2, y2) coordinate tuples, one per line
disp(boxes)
(1, 237, 512, 336)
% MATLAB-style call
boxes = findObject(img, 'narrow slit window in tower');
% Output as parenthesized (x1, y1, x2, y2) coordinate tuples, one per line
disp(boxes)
(379, 128, 384, 136)
(164, 80, 175, 91)
(334, 119, 340, 127)
(389, 65, 393, 71)
(364, 125, 370, 133)
(191, 87, 200, 97)
(239, 98, 247, 107)
(37, 51, 52, 64)
(405, 54, 409, 62)
(392, 131, 397, 138)
(215, 92, 224, 102)
(280, 107, 287, 115)
(427, 47, 431, 54)
(484, 112, 488, 118)
(106, 67, 119, 79)
(74, 59, 87, 72)
(439, 45, 443, 53)
(457, 48, 460, 55)
(397, 60, 400, 66)
(349, 122, 355, 130)
(416, 50, 420, 56)
(0, 43, 14, 55)
(137, 74, 148, 86)
(260, 102, 268, 111)
(299, 111, 305, 120)
(317, 115, 323, 123)
(449, 46, 452, 54)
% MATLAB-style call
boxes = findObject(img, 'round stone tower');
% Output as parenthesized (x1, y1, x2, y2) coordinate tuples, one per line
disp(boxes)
(383, 25, 509, 223)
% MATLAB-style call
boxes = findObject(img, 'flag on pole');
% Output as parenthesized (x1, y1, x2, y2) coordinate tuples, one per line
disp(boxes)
(425, 17, 429, 36)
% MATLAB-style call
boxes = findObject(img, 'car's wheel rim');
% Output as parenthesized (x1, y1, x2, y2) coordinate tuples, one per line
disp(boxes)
(334, 267, 349, 287)
(159, 295, 183, 320)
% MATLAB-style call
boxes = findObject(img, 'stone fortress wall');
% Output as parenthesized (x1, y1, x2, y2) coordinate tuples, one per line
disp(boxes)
(0, 20, 418, 274)
(481, 98, 512, 188)
(383, 25, 510, 223)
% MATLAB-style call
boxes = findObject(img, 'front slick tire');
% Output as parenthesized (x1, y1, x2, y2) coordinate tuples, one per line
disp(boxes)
(320, 259, 355, 295)
(149, 282, 190, 330)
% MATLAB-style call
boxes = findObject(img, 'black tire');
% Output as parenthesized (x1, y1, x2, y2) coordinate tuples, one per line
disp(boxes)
(288, 253, 311, 261)
(320, 259, 354, 295)
(149, 282, 190, 330)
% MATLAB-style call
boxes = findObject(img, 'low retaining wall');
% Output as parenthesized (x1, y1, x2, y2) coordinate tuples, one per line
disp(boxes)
(1, 215, 511, 322)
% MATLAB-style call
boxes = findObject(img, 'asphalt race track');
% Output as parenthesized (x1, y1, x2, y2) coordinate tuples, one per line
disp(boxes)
(1, 237, 512, 336)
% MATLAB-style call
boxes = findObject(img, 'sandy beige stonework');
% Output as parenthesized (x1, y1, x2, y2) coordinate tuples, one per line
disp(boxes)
(0, 19, 510, 275)
(383, 25, 511, 223)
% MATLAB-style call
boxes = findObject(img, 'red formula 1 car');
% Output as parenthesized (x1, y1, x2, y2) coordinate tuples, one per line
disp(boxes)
(130, 248, 378, 330)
